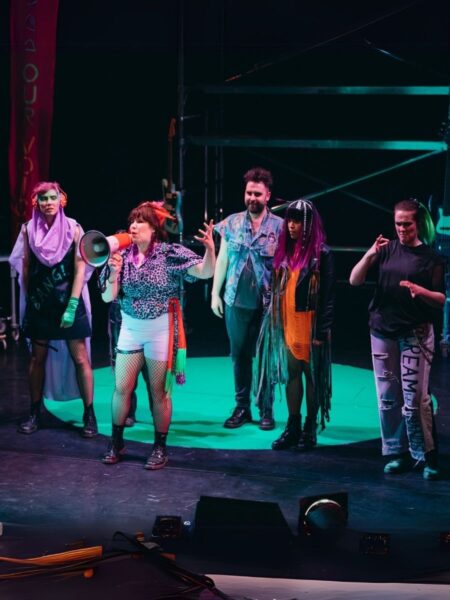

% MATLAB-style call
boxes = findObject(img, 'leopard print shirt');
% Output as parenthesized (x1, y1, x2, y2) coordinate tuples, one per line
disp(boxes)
(119, 242, 202, 320)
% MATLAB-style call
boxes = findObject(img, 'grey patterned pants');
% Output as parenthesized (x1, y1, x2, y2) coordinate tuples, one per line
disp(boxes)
(370, 323, 435, 461)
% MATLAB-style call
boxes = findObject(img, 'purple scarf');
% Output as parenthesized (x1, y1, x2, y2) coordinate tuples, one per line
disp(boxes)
(27, 207, 76, 267)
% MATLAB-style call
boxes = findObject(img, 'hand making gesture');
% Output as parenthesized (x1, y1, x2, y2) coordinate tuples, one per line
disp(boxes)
(194, 219, 215, 253)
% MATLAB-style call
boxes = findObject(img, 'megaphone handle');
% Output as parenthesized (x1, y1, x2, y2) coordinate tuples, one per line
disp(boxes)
(97, 264, 111, 294)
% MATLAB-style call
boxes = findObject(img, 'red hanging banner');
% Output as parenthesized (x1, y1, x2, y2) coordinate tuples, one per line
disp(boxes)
(9, 0, 60, 239)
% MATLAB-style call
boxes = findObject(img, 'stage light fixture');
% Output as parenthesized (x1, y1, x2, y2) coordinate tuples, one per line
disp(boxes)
(298, 492, 348, 541)
(152, 515, 184, 540)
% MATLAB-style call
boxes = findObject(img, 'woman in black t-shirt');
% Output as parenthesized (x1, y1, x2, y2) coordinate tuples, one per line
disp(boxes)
(350, 199, 445, 480)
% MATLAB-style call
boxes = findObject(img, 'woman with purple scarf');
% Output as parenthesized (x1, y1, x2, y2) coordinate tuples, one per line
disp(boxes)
(9, 181, 97, 438)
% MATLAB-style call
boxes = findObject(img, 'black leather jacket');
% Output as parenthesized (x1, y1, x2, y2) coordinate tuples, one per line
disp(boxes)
(294, 245, 335, 341)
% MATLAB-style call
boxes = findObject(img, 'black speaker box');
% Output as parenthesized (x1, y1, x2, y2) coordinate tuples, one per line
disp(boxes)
(193, 496, 293, 556)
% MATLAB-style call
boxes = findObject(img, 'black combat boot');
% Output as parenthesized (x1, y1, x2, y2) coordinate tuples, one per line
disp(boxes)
(145, 431, 169, 470)
(102, 425, 125, 465)
(298, 416, 317, 450)
(18, 401, 41, 434)
(81, 404, 98, 438)
(272, 415, 301, 450)
(223, 406, 252, 429)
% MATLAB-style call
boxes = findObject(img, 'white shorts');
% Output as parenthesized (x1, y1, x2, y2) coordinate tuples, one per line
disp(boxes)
(117, 312, 169, 361)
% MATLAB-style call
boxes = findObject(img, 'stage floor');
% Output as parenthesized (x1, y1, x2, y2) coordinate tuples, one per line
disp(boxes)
(45, 357, 381, 450)
(1, 299, 450, 596)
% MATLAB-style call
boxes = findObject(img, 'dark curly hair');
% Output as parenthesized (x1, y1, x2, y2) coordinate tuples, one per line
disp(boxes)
(243, 167, 273, 191)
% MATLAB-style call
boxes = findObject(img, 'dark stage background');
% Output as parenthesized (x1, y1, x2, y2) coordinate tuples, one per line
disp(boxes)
(1, 3, 450, 596)
(1, 0, 449, 242)
(1, 0, 449, 348)
(1, 0, 449, 338)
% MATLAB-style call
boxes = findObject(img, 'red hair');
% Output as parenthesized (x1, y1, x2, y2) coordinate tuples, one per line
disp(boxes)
(127, 201, 170, 242)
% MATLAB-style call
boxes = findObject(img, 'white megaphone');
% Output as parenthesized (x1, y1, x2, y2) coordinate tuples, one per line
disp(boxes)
(79, 230, 133, 267)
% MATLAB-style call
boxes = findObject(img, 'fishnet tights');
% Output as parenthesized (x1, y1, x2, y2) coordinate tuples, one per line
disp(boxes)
(113, 352, 171, 433)
(145, 358, 172, 433)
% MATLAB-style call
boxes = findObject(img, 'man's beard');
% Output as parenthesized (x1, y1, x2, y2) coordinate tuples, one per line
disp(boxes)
(247, 201, 265, 215)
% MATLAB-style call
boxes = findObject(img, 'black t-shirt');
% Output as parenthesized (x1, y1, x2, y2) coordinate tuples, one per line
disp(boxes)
(368, 240, 446, 337)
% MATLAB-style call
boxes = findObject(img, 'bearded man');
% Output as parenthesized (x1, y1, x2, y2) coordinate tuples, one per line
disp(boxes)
(212, 167, 283, 430)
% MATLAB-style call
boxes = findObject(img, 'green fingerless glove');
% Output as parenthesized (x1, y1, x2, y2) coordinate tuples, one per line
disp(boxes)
(60, 297, 79, 328)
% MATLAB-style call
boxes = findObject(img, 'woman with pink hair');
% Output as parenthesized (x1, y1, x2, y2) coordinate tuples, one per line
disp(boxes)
(9, 181, 97, 438)
(255, 199, 335, 451)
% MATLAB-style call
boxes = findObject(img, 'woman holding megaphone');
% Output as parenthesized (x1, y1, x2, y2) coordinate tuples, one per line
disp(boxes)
(101, 201, 215, 469)
(9, 181, 97, 438)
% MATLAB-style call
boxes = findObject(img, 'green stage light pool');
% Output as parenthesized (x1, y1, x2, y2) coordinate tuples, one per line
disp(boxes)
(45, 356, 380, 450)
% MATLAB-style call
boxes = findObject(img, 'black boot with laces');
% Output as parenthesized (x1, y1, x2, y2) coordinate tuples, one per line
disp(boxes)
(145, 431, 168, 470)
(272, 415, 301, 450)
(298, 416, 317, 450)
(102, 425, 125, 465)
(81, 404, 98, 438)
(18, 401, 41, 434)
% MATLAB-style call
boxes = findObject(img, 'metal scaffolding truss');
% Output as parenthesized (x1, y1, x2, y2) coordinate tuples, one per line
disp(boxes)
(173, 1, 449, 245)
(194, 85, 450, 96)
(185, 84, 449, 223)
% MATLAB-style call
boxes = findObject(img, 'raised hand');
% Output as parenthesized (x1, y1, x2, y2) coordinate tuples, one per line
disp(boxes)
(368, 234, 389, 257)
(194, 220, 215, 253)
